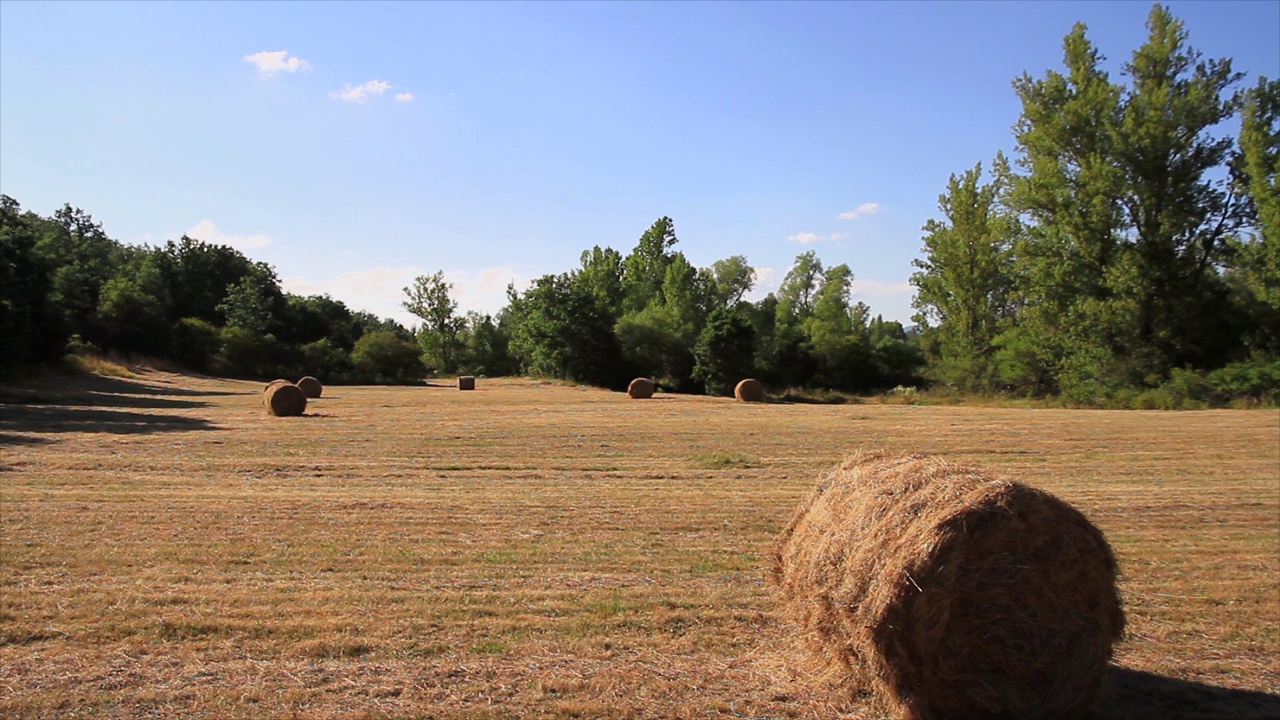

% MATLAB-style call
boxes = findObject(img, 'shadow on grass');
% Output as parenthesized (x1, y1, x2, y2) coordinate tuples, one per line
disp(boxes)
(2, 373, 220, 440)
(0, 405, 217, 437)
(0, 432, 54, 448)
(1092, 666, 1280, 719)
(0, 374, 239, 410)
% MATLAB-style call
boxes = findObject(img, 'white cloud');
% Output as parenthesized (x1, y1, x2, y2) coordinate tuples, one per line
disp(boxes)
(837, 202, 882, 220)
(394, 92, 414, 102)
(186, 220, 273, 250)
(281, 266, 530, 329)
(852, 279, 913, 299)
(746, 267, 780, 302)
(332, 80, 393, 103)
(244, 50, 312, 77)
(787, 232, 846, 244)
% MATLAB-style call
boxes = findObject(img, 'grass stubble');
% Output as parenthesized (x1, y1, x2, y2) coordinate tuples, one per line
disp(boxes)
(0, 370, 1276, 719)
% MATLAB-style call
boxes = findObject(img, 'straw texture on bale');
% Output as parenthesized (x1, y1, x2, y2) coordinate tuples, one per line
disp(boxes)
(263, 379, 291, 408)
(296, 376, 323, 398)
(627, 377, 655, 399)
(263, 382, 307, 417)
(458, 376, 476, 391)
(733, 378, 765, 402)
(770, 452, 1124, 720)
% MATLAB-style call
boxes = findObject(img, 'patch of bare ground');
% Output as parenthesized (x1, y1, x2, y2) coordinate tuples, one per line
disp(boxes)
(2, 371, 1277, 718)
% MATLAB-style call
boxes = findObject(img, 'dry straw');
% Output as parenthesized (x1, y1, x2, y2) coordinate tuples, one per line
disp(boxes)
(627, 377, 655, 399)
(263, 382, 307, 417)
(769, 452, 1124, 720)
(458, 376, 476, 391)
(734, 378, 765, 402)
(262, 379, 291, 408)
(297, 376, 323, 398)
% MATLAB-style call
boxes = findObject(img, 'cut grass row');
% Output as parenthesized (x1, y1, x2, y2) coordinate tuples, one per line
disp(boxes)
(1, 370, 1276, 718)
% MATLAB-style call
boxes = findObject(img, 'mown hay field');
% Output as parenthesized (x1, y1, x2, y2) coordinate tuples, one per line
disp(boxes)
(1, 370, 1277, 719)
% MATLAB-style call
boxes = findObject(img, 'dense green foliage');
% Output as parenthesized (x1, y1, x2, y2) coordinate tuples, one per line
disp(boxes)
(0, 197, 423, 383)
(911, 4, 1278, 406)
(400, 218, 924, 395)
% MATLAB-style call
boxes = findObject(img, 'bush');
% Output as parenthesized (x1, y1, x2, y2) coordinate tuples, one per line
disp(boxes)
(351, 331, 425, 384)
(172, 317, 221, 372)
(216, 327, 289, 379)
(1207, 358, 1280, 405)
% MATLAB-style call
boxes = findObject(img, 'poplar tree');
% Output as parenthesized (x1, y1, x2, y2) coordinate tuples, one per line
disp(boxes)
(1001, 4, 1246, 398)
(911, 161, 1014, 391)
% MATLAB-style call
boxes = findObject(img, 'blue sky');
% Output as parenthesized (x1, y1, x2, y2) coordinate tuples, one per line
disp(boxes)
(2, 1, 1277, 328)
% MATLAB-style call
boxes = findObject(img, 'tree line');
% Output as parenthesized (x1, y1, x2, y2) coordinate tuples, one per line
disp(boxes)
(909, 5, 1277, 406)
(0, 196, 922, 395)
(402, 218, 923, 395)
(1, 197, 426, 384)
(3, 5, 1275, 406)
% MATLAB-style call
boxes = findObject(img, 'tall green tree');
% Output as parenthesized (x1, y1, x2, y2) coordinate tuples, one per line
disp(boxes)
(403, 271, 465, 374)
(692, 306, 756, 396)
(621, 217, 678, 314)
(805, 264, 874, 389)
(218, 262, 284, 335)
(911, 161, 1014, 391)
(36, 205, 124, 342)
(93, 253, 172, 357)
(507, 274, 627, 387)
(615, 252, 710, 388)
(1230, 76, 1280, 354)
(1001, 4, 1246, 399)
(156, 236, 255, 325)
(458, 312, 518, 377)
(709, 255, 756, 309)
(280, 294, 363, 351)
(775, 250, 824, 323)
(0, 196, 62, 374)
(755, 253, 825, 388)
(575, 246, 626, 319)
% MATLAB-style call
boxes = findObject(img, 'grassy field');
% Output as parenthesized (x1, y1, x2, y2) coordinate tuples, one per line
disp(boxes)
(2, 369, 1277, 719)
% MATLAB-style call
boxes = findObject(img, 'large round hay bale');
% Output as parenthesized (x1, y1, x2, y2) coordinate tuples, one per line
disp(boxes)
(769, 452, 1124, 720)
(263, 379, 291, 408)
(458, 376, 476, 391)
(263, 382, 307, 417)
(296, 376, 322, 398)
(733, 378, 765, 402)
(627, 377, 655, 399)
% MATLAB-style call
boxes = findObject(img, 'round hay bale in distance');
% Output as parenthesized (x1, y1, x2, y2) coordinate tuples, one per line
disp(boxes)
(458, 376, 476, 391)
(769, 452, 1124, 720)
(296, 376, 323, 398)
(263, 382, 307, 417)
(627, 377, 655, 399)
(733, 378, 765, 402)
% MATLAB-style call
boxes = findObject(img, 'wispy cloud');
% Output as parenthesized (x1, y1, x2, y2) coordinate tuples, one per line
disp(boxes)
(837, 202, 881, 220)
(244, 50, 312, 77)
(787, 232, 846, 244)
(746, 267, 780, 301)
(281, 266, 530, 328)
(331, 80, 393, 103)
(852, 279, 912, 299)
(186, 220, 272, 250)
(394, 92, 414, 103)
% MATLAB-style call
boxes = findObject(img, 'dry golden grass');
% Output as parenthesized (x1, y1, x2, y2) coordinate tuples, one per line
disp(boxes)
(1, 370, 1277, 719)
